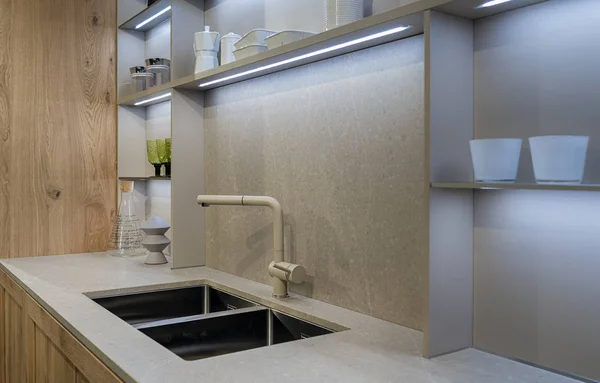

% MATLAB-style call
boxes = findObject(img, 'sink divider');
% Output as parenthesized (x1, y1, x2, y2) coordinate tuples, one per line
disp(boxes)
(133, 305, 268, 330)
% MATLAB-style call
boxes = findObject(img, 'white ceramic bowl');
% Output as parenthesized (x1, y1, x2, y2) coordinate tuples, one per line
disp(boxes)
(233, 44, 268, 61)
(469, 138, 522, 183)
(234, 29, 277, 50)
(265, 30, 316, 50)
(529, 135, 589, 184)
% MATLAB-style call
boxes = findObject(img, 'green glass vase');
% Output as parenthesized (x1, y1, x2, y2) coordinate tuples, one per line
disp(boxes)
(146, 140, 162, 176)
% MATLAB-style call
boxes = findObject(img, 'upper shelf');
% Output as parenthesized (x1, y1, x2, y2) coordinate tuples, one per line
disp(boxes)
(117, 0, 551, 105)
(431, 182, 600, 192)
(118, 83, 171, 107)
(170, 2, 429, 91)
(119, 0, 171, 32)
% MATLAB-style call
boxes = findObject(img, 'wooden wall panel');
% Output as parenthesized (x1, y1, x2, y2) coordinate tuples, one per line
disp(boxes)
(0, 0, 117, 258)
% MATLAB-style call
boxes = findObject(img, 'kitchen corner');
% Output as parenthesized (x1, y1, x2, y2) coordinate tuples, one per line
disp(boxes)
(0, 253, 580, 383)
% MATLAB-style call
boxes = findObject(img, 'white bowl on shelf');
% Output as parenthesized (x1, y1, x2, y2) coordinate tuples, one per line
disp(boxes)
(233, 43, 268, 61)
(469, 138, 522, 183)
(265, 30, 316, 50)
(529, 135, 589, 184)
(234, 29, 277, 50)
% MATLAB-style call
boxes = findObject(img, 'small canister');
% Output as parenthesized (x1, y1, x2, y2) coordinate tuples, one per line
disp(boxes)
(220, 32, 241, 65)
(145, 58, 171, 86)
(130, 66, 155, 93)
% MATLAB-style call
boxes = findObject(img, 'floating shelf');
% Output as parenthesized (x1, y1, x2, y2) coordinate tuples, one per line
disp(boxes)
(171, 7, 424, 91)
(119, 176, 171, 181)
(118, 84, 171, 107)
(117, 0, 549, 104)
(431, 182, 600, 192)
(119, 0, 171, 32)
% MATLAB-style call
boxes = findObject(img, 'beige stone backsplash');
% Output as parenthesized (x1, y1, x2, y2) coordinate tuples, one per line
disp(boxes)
(205, 35, 426, 330)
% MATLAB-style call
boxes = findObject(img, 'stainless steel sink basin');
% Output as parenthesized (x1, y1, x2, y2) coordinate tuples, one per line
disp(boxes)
(92, 285, 256, 325)
(136, 307, 334, 361)
(92, 285, 336, 361)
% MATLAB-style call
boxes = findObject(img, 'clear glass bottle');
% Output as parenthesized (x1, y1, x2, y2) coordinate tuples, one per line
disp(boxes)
(107, 181, 146, 257)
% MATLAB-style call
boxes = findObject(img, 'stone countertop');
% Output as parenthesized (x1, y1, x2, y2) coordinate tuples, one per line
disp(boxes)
(0, 253, 579, 383)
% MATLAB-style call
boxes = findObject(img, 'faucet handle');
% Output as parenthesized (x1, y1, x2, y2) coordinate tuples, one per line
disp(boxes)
(269, 262, 306, 284)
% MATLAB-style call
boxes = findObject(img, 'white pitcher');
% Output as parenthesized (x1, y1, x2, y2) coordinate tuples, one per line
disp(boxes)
(194, 26, 220, 73)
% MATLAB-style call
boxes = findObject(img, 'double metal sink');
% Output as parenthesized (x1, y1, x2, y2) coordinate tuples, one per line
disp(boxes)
(93, 285, 335, 361)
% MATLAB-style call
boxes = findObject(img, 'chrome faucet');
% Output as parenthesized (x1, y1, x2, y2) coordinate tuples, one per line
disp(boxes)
(197, 195, 306, 298)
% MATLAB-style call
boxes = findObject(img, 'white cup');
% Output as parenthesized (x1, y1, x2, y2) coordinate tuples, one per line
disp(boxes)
(469, 138, 522, 183)
(529, 135, 589, 184)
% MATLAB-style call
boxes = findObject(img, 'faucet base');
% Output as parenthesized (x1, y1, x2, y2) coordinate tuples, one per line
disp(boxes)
(271, 276, 288, 298)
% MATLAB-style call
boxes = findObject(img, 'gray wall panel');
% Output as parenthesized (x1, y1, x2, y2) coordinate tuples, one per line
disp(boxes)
(425, 10, 474, 357)
(204, 36, 426, 330)
(474, 190, 600, 381)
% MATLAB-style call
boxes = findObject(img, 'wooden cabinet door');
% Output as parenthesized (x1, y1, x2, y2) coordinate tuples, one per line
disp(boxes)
(0, 270, 124, 383)
(0, 268, 28, 382)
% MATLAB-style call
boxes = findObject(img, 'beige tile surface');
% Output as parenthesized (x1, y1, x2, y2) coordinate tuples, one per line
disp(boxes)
(204, 35, 427, 331)
(0, 253, 580, 383)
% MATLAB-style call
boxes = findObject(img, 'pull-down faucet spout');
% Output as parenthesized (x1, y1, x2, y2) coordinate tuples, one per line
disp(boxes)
(197, 195, 306, 298)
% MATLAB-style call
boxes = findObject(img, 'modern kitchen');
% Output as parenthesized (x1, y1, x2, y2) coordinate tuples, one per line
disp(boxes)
(0, 0, 598, 382)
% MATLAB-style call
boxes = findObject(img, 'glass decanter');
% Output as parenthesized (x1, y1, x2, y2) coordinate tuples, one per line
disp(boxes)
(107, 181, 146, 257)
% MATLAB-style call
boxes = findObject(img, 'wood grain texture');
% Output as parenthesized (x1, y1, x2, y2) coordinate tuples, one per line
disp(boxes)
(3, 289, 26, 382)
(25, 294, 124, 383)
(0, 269, 124, 382)
(0, 0, 117, 258)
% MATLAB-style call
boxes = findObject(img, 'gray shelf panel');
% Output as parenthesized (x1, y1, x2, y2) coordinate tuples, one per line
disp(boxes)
(119, 0, 171, 32)
(118, 84, 172, 106)
(431, 182, 600, 192)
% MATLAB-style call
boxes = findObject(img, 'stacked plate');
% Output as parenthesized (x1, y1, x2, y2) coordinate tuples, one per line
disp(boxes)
(325, 0, 364, 30)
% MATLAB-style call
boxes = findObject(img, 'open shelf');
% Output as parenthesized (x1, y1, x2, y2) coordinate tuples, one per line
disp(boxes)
(117, 0, 553, 105)
(431, 181, 600, 192)
(119, 176, 171, 181)
(118, 84, 171, 106)
(118, 0, 428, 106)
(171, 6, 424, 91)
(119, 0, 171, 32)
(120, 0, 548, 102)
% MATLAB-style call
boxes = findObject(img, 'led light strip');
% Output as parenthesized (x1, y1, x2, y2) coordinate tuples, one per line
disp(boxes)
(134, 92, 171, 106)
(199, 25, 412, 88)
(135, 5, 171, 29)
(476, 0, 512, 8)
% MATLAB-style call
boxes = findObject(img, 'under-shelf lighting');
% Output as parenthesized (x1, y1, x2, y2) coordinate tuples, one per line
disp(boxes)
(199, 25, 412, 88)
(135, 5, 171, 29)
(134, 92, 171, 106)
(476, 0, 512, 8)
